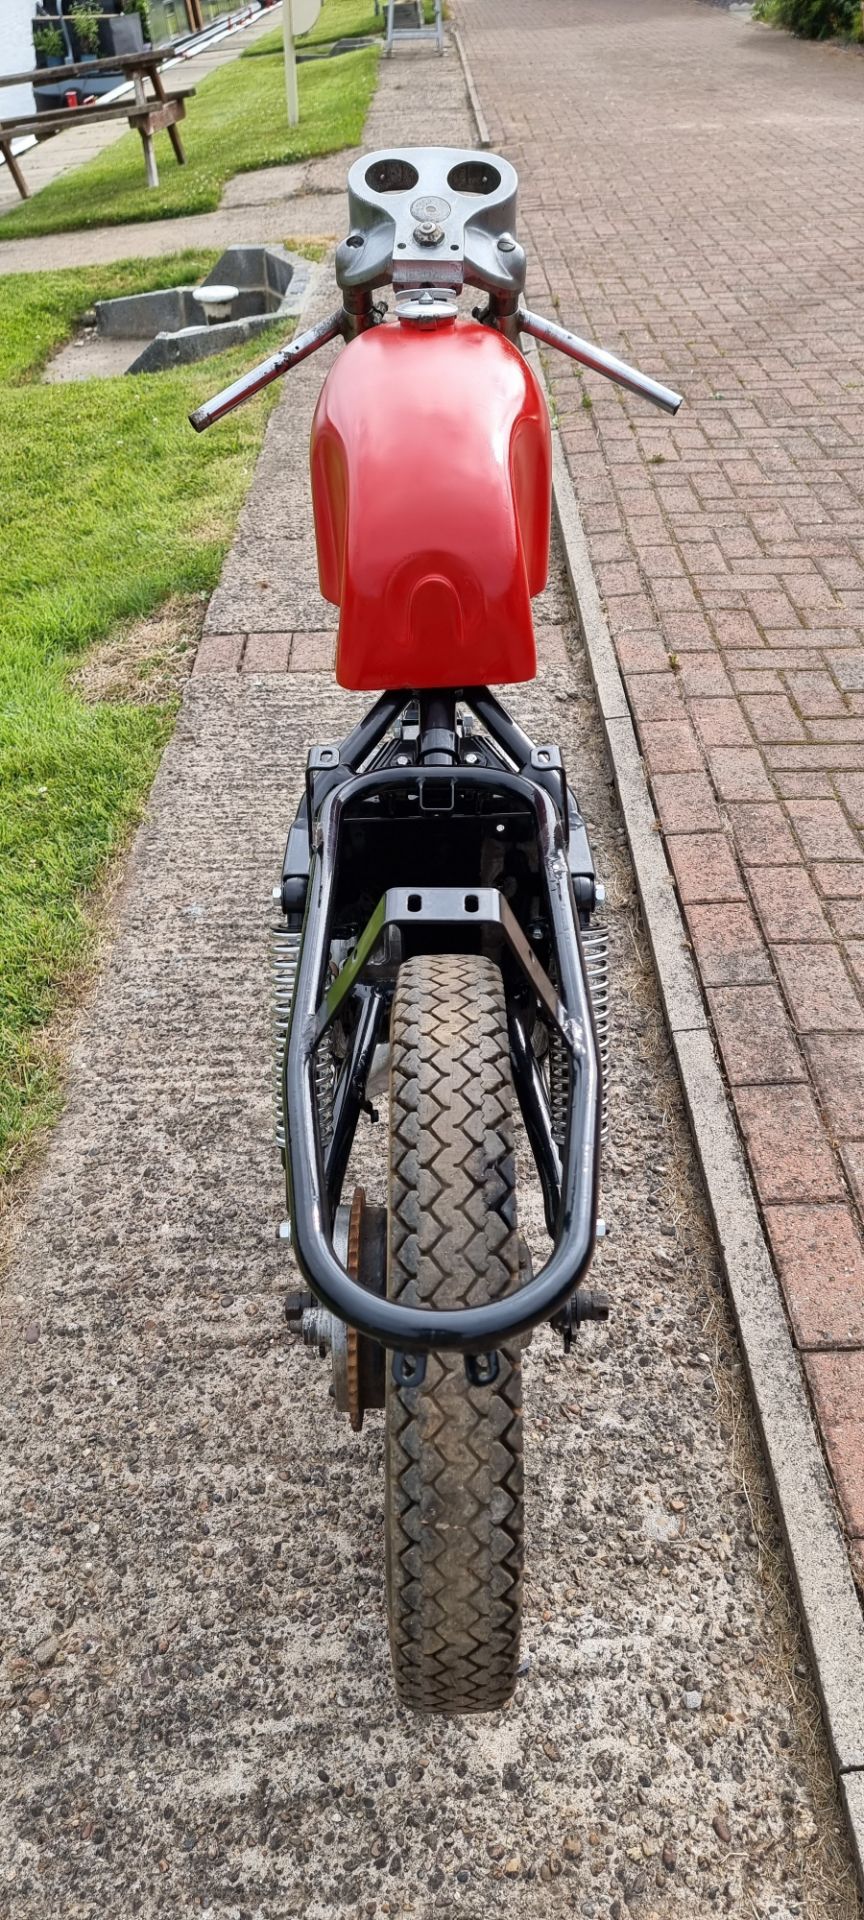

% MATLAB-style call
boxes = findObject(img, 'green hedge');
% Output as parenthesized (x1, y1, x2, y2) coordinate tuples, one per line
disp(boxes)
(754, 0, 863, 38)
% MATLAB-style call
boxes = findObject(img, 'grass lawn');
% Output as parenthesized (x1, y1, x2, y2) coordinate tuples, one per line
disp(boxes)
(244, 0, 436, 57)
(0, 255, 286, 1184)
(0, 42, 378, 240)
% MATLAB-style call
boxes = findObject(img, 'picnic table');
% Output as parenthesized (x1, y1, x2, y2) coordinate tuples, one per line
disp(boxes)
(0, 49, 196, 198)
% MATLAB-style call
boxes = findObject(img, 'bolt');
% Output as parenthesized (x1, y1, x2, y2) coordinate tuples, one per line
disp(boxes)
(302, 1307, 334, 1352)
(414, 220, 444, 246)
(595, 881, 606, 907)
(396, 753, 409, 766)
(596, 1218, 607, 1240)
(464, 751, 479, 765)
(278, 1219, 292, 1243)
(272, 885, 283, 904)
(497, 233, 517, 253)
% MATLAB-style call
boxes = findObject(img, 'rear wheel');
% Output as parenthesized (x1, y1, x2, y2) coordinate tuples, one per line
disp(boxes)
(385, 953, 524, 1713)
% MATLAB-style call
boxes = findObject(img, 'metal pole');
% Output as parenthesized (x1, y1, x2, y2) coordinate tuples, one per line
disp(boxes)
(283, 0, 299, 126)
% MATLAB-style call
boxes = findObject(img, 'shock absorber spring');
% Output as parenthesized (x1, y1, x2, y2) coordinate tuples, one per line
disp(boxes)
(582, 920, 610, 1086)
(314, 1041, 335, 1150)
(272, 918, 301, 1149)
(549, 915, 610, 1146)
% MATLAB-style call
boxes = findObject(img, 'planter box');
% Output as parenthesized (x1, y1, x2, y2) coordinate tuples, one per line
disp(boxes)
(97, 12, 145, 55)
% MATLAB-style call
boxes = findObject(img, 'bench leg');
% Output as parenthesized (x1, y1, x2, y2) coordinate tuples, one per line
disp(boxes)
(167, 122, 187, 168)
(1, 138, 30, 201)
(138, 125, 159, 190)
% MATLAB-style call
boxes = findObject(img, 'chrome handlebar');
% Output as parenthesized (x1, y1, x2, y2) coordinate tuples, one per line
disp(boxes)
(188, 303, 682, 434)
(188, 308, 346, 433)
(517, 307, 682, 416)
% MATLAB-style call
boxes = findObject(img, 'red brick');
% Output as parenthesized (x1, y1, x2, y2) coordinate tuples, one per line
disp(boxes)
(742, 694, 805, 743)
(841, 1143, 864, 1215)
(535, 624, 570, 666)
(776, 772, 836, 799)
(734, 1085, 843, 1203)
(290, 631, 337, 672)
(193, 633, 244, 675)
(829, 902, 864, 938)
(676, 654, 733, 698)
(712, 610, 764, 649)
(652, 772, 721, 834)
(708, 748, 775, 803)
(708, 985, 805, 1085)
(640, 719, 704, 775)
(804, 1034, 864, 1139)
(787, 799, 863, 861)
(242, 632, 292, 673)
(663, 612, 715, 651)
(834, 774, 864, 826)
(812, 864, 864, 899)
(805, 1350, 864, 1426)
(798, 1365, 864, 1535)
(748, 591, 800, 629)
(773, 945, 864, 1034)
(785, 671, 846, 718)
(666, 833, 743, 905)
(728, 803, 799, 868)
(747, 866, 831, 943)
(691, 698, 752, 749)
(687, 902, 771, 987)
(731, 669, 783, 695)
(765, 1204, 864, 1348)
(627, 674, 682, 722)
(616, 633, 670, 674)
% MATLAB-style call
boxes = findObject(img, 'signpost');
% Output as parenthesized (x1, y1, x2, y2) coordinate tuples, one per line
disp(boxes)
(282, 0, 321, 126)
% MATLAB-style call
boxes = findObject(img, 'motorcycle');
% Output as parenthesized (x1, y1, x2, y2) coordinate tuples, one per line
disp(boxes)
(190, 147, 681, 1714)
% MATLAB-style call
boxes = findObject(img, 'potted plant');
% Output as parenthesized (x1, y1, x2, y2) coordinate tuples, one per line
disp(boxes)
(68, 1, 101, 58)
(33, 19, 66, 64)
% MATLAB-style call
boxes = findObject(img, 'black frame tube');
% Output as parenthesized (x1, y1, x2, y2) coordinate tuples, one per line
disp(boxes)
(283, 762, 601, 1353)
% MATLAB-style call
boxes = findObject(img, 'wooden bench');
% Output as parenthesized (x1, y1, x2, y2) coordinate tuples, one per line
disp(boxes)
(0, 50, 196, 198)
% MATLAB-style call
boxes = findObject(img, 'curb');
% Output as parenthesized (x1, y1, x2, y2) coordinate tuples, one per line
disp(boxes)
(525, 334, 864, 1853)
(452, 26, 491, 148)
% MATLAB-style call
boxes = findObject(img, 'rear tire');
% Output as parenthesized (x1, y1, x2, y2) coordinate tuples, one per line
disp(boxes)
(385, 953, 524, 1713)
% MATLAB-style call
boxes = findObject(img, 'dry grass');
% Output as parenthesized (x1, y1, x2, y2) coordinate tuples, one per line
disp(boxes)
(70, 594, 205, 708)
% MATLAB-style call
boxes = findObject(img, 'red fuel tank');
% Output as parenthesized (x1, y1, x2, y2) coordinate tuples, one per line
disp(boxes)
(310, 317, 551, 691)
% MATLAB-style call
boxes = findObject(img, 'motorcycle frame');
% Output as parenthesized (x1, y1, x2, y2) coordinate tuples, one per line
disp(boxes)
(280, 686, 603, 1357)
(189, 145, 683, 1364)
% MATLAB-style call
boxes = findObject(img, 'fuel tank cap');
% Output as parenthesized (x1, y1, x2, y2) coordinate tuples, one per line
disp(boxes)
(395, 289, 459, 328)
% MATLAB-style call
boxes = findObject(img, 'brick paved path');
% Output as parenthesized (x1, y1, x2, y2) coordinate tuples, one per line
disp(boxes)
(456, 0, 864, 1566)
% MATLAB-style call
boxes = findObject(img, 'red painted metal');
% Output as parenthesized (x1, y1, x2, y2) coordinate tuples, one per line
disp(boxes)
(310, 317, 551, 692)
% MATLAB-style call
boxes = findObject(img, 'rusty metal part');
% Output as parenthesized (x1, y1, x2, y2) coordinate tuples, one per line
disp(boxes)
(294, 1188, 387, 1427)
